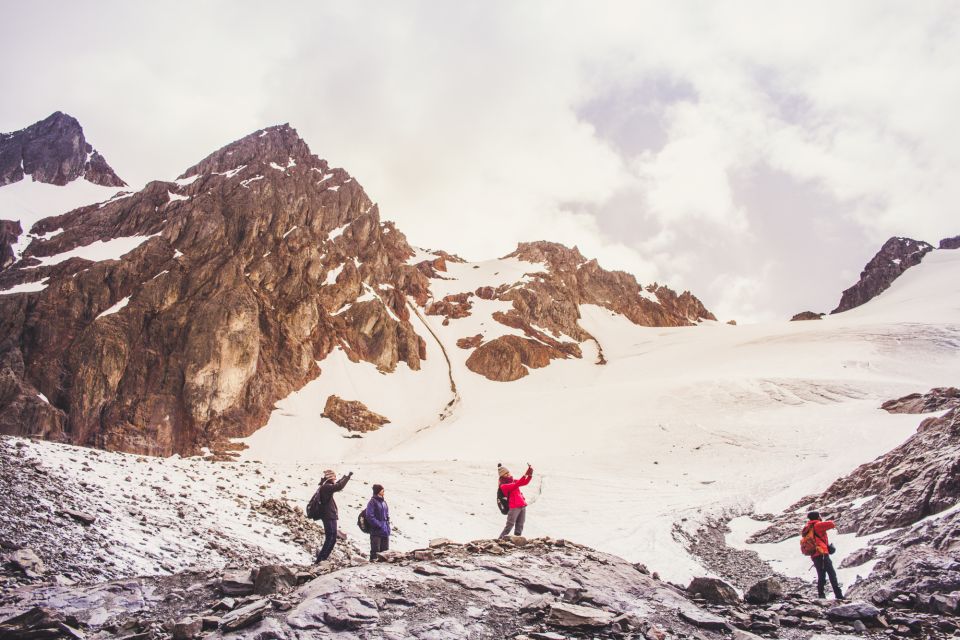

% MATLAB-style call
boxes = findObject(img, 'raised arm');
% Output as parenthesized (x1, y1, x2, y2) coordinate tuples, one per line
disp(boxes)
(815, 520, 836, 535)
(334, 472, 353, 491)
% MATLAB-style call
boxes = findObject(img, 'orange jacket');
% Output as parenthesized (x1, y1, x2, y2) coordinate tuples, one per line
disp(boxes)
(803, 519, 835, 556)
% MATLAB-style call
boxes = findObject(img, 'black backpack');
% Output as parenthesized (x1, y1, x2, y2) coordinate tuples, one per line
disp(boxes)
(357, 510, 370, 533)
(496, 486, 510, 515)
(306, 485, 324, 520)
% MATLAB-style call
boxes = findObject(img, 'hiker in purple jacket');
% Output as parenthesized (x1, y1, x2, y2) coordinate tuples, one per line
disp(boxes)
(364, 484, 391, 561)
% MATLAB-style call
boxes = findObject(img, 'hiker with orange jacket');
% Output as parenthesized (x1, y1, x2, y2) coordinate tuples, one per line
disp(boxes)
(497, 463, 533, 538)
(801, 511, 844, 600)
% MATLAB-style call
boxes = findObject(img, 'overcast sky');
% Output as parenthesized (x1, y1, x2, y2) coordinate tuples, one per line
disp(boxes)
(2, 2, 958, 322)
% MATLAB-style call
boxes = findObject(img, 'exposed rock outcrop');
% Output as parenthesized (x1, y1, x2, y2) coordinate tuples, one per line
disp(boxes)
(0, 221, 20, 269)
(463, 241, 714, 381)
(940, 235, 960, 250)
(425, 292, 472, 321)
(465, 334, 555, 382)
(882, 387, 960, 415)
(832, 237, 934, 314)
(790, 311, 824, 321)
(321, 395, 389, 432)
(456, 334, 483, 349)
(0, 112, 125, 187)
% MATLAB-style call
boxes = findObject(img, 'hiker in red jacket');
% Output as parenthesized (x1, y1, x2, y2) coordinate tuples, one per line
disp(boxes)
(803, 511, 844, 600)
(498, 463, 533, 538)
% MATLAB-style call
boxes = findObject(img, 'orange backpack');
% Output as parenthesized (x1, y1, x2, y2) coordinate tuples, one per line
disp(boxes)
(800, 523, 820, 556)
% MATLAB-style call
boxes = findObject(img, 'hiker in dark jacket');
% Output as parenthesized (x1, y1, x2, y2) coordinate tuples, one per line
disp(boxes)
(364, 484, 390, 561)
(316, 468, 352, 562)
(498, 463, 533, 538)
(803, 510, 844, 600)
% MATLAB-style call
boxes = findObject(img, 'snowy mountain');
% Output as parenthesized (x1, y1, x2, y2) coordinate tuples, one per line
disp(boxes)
(0, 124, 712, 457)
(0, 111, 125, 188)
(1, 121, 959, 638)
(0, 112, 127, 268)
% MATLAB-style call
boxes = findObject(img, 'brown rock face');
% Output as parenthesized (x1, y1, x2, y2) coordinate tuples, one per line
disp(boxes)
(321, 395, 389, 432)
(0, 124, 431, 455)
(425, 292, 473, 321)
(0, 220, 21, 269)
(456, 334, 483, 349)
(461, 241, 714, 381)
(0, 112, 125, 187)
(505, 242, 714, 331)
(881, 388, 960, 415)
(465, 335, 555, 382)
(939, 235, 960, 250)
(831, 237, 933, 314)
(790, 311, 824, 321)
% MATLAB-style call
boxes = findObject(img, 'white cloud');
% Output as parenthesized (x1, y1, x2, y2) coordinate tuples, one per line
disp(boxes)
(1, 1, 957, 321)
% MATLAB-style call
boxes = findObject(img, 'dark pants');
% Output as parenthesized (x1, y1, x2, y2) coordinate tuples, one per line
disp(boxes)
(813, 554, 843, 599)
(317, 518, 338, 561)
(499, 506, 526, 538)
(370, 534, 389, 561)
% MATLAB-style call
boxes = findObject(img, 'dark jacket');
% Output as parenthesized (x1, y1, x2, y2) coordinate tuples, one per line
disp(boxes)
(365, 496, 390, 537)
(318, 475, 350, 521)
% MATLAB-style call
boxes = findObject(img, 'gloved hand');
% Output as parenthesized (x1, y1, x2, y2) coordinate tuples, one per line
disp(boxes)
(347, 471, 354, 478)
(526, 465, 533, 476)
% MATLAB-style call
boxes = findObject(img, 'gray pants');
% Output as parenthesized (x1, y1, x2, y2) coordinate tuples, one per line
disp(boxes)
(499, 507, 526, 538)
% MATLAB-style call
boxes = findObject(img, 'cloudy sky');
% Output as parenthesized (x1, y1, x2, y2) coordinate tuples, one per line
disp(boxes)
(2, 2, 958, 321)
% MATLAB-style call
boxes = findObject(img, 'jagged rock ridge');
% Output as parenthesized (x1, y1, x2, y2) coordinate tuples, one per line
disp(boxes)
(832, 237, 933, 314)
(460, 241, 715, 381)
(0, 112, 125, 188)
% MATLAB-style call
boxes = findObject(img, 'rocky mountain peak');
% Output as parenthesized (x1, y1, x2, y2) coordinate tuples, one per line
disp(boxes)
(940, 234, 960, 250)
(832, 236, 933, 314)
(177, 124, 317, 180)
(0, 111, 125, 187)
(506, 241, 587, 268)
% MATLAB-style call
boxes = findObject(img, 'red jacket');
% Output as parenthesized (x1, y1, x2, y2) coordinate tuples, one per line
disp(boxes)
(803, 520, 835, 556)
(499, 472, 532, 509)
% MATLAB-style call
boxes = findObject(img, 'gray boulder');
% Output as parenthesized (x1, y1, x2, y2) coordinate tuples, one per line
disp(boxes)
(253, 564, 296, 595)
(221, 569, 255, 596)
(745, 577, 784, 604)
(6, 548, 46, 578)
(826, 602, 881, 621)
(547, 602, 615, 629)
(687, 576, 740, 604)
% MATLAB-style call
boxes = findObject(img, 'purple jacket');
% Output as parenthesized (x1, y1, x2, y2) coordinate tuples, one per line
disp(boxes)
(365, 496, 390, 537)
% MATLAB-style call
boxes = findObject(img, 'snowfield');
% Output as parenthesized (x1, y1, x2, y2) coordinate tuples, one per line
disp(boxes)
(235, 247, 960, 584)
(10, 248, 960, 588)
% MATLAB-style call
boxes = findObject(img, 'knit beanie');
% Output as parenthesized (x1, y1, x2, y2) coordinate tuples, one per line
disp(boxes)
(372, 484, 384, 496)
(497, 463, 510, 478)
(807, 510, 821, 521)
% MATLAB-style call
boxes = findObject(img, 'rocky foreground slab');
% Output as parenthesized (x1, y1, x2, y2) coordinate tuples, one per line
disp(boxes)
(2, 535, 958, 639)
